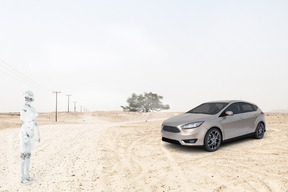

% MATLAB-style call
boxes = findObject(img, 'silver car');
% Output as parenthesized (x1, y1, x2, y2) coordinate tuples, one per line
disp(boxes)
(161, 100, 266, 152)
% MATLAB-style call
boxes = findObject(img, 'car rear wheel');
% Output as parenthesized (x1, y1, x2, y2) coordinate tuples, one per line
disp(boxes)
(254, 122, 265, 139)
(204, 128, 222, 152)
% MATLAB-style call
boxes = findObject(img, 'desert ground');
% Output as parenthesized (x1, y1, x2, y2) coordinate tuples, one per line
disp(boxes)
(0, 111, 287, 192)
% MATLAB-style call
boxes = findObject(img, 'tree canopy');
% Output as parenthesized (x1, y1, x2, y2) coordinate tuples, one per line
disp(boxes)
(121, 92, 170, 112)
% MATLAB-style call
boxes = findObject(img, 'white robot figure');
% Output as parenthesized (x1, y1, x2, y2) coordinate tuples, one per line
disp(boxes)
(19, 90, 40, 184)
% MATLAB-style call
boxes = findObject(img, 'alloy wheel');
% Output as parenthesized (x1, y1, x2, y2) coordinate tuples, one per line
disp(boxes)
(204, 128, 222, 152)
(255, 123, 265, 139)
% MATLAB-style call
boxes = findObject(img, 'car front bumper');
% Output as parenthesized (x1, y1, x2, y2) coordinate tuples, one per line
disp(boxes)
(161, 125, 207, 146)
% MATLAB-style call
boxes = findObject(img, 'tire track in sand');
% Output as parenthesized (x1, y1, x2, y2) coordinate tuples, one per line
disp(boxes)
(110, 120, 207, 192)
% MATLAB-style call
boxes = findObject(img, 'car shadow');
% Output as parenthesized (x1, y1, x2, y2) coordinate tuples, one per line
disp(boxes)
(162, 136, 255, 153)
(162, 142, 205, 153)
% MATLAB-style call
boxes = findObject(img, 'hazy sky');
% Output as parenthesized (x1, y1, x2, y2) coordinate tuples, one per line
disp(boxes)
(0, 0, 288, 112)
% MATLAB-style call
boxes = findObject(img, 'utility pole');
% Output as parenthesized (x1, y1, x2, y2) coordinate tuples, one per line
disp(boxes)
(53, 91, 61, 122)
(80, 106, 82, 112)
(73, 101, 77, 112)
(66, 94, 72, 113)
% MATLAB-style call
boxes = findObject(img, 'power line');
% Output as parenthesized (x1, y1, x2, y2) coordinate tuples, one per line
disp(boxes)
(0, 58, 52, 92)
(0, 62, 34, 87)
(0, 58, 90, 113)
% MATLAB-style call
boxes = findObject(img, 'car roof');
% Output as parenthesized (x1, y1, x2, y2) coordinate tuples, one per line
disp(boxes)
(205, 100, 257, 106)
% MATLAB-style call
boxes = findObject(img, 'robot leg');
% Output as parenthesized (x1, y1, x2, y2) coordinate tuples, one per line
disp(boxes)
(20, 137, 32, 184)
(24, 139, 34, 181)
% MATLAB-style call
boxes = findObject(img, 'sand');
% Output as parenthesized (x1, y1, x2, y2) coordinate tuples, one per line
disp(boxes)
(0, 111, 287, 192)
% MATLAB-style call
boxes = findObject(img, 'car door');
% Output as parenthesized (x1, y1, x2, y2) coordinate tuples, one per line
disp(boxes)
(239, 102, 258, 134)
(220, 103, 245, 139)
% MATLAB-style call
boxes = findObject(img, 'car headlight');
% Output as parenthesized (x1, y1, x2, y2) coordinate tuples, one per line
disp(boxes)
(181, 121, 204, 129)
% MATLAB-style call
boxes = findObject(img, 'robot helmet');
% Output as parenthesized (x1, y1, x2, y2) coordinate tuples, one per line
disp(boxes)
(24, 90, 34, 102)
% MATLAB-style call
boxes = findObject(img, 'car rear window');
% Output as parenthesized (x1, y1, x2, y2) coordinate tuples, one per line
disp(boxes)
(251, 104, 258, 111)
(187, 102, 228, 115)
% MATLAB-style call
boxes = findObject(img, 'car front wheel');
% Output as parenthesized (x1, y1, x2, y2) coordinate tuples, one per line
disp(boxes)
(204, 128, 222, 152)
(254, 122, 265, 139)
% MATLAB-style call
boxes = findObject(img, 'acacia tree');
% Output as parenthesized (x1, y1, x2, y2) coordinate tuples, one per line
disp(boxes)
(121, 92, 170, 112)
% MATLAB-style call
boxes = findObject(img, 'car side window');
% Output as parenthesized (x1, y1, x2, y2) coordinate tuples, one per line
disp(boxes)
(240, 102, 255, 113)
(224, 103, 241, 115)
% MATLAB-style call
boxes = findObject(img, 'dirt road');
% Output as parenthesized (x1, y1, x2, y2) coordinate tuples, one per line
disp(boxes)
(0, 112, 287, 192)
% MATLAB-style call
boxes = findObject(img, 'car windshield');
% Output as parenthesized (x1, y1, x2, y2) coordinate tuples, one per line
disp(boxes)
(187, 102, 229, 115)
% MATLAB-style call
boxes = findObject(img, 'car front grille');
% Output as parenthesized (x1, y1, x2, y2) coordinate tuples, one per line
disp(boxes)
(162, 125, 180, 133)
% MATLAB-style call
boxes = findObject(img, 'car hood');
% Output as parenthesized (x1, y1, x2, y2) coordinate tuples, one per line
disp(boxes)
(163, 113, 215, 127)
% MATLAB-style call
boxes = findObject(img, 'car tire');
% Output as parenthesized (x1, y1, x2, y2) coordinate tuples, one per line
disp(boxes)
(254, 122, 265, 139)
(204, 128, 222, 152)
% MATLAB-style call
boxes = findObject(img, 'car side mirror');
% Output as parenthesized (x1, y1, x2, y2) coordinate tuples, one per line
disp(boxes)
(225, 111, 233, 116)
